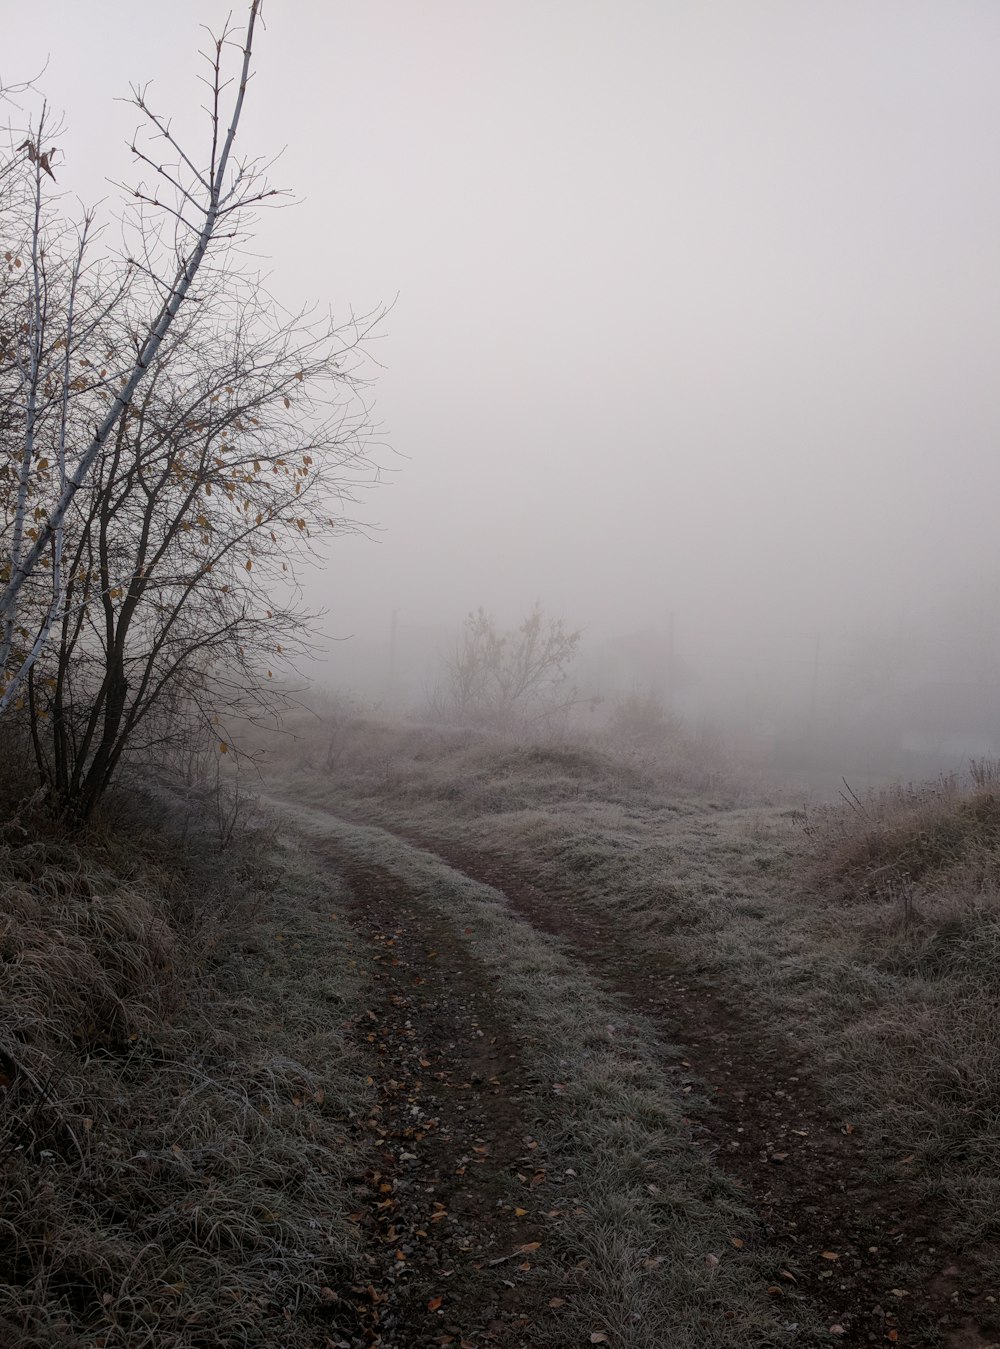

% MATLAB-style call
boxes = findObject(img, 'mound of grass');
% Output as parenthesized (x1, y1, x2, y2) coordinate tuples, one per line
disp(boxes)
(257, 692, 766, 810)
(0, 789, 368, 1348)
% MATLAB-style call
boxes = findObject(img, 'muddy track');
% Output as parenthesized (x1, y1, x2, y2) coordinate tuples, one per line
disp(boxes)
(310, 836, 565, 1348)
(360, 827, 999, 1349)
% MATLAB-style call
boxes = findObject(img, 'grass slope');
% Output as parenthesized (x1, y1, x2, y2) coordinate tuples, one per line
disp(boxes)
(0, 791, 372, 1348)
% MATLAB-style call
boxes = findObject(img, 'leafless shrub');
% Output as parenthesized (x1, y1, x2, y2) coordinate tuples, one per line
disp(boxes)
(431, 604, 581, 731)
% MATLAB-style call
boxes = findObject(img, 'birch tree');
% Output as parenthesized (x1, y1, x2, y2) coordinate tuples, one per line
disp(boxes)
(0, 1, 272, 715)
(23, 277, 377, 820)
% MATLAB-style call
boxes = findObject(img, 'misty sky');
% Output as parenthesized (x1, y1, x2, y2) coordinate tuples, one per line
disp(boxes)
(6, 1, 1000, 682)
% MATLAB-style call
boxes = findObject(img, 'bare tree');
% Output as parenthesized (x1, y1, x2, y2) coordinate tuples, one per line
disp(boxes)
(1, 4, 386, 818)
(0, 1, 274, 714)
(438, 605, 581, 729)
(22, 268, 379, 819)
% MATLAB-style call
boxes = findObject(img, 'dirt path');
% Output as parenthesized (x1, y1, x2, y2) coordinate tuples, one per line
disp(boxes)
(356, 828, 999, 1349)
(272, 791, 999, 1348)
(319, 838, 560, 1348)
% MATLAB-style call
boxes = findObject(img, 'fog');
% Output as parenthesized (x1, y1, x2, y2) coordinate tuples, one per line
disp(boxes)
(9, 1, 1000, 786)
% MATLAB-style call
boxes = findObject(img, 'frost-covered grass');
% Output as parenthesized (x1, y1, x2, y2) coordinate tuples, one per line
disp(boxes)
(272, 714, 1000, 1257)
(0, 786, 372, 1349)
(269, 796, 818, 1349)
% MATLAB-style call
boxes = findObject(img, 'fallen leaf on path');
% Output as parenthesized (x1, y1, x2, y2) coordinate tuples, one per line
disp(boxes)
(590, 1335, 610, 1344)
(730, 1238, 744, 1249)
(820, 1251, 840, 1261)
(829, 1325, 846, 1336)
(518, 1242, 541, 1253)
(548, 1297, 565, 1308)
(427, 1296, 443, 1311)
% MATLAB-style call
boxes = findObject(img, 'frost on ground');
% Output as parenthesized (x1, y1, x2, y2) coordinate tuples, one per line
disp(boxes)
(269, 794, 797, 1349)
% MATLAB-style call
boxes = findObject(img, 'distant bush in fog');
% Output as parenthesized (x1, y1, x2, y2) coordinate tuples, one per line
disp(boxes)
(428, 604, 581, 730)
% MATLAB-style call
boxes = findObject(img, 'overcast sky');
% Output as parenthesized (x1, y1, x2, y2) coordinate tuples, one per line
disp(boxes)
(6, 1, 1000, 689)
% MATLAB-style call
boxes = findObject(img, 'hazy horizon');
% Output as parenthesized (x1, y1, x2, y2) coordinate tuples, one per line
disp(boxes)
(7, 1, 1000, 767)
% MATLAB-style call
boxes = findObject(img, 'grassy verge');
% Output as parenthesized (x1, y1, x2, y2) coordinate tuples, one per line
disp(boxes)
(0, 785, 372, 1348)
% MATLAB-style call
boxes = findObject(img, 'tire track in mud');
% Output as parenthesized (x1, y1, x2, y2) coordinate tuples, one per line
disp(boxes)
(359, 829, 1000, 1349)
(311, 836, 564, 1349)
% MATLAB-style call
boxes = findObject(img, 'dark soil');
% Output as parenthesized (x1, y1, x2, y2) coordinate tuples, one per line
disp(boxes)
(318, 841, 567, 1348)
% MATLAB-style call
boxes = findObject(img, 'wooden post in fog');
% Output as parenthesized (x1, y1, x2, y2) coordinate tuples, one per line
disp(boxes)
(387, 608, 400, 708)
(807, 633, 821, 741)
(665, 611, 676, 711)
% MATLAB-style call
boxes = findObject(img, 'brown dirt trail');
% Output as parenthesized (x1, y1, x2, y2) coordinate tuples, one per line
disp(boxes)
(382, 830, 1000, 1349)
(275, 791, 1000, 1348)
(311, 835, 567, 1348)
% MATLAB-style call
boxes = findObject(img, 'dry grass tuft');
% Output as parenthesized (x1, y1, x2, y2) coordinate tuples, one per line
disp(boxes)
(805, 765, 1000, 905)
